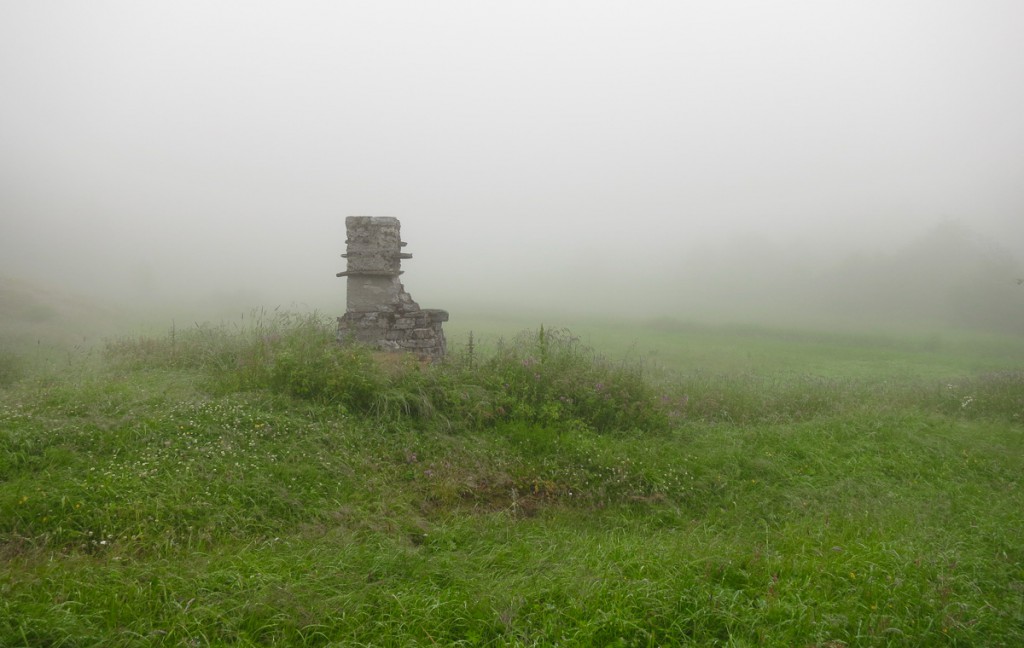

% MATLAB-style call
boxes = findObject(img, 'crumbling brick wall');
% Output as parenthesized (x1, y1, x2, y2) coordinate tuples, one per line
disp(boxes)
(336, 216, 448, 358)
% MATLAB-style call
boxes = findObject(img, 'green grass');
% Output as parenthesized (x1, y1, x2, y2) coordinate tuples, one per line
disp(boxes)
(2, 312, 1023, 646)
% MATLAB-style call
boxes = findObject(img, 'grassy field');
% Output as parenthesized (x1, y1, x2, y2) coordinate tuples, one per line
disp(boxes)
(2, 305, 1023, 646)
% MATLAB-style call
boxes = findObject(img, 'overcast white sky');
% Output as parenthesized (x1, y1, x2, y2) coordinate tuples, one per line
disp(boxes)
(2, 1, 1022, 313)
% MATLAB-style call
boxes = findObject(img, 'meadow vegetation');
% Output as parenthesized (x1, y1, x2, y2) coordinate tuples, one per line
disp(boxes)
(2, 310, 1023, 646)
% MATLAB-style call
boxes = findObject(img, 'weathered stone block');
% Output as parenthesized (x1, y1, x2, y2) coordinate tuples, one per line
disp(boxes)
(403, 339, 436, 349)
(422, 308, 450, 323)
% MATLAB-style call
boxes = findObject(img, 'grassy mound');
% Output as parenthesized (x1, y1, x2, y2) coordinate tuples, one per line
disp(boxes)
(103, 315, 672, 434)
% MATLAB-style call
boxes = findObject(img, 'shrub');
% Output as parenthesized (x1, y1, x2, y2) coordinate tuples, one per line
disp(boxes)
(262, 335, 385, 411)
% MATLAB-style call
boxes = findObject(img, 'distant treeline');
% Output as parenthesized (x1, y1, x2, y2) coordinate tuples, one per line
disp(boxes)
(670, 221, 1024, 333)
(816, 222, 1023, 332)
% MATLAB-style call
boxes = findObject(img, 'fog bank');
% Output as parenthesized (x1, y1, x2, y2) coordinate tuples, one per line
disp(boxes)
(2, 2, 1022, 332)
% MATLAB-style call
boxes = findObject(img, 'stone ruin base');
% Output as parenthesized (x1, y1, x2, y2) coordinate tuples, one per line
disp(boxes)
(338, 306, 448, 359)
(336, 215, 448, 359)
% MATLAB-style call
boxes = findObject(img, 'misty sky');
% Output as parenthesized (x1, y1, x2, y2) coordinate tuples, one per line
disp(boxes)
(2, 1, 1022, 314)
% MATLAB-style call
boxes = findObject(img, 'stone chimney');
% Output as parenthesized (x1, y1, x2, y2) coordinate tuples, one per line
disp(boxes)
(336, 216, 448, 358)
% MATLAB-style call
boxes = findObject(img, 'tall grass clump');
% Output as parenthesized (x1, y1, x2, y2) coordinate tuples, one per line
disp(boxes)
(106, 312, 389, 415)
(439, 326, 670, 432)
(927, 370, 1024, 420)
(105, 317, 670, 433)
(104, 321, 255, 373)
